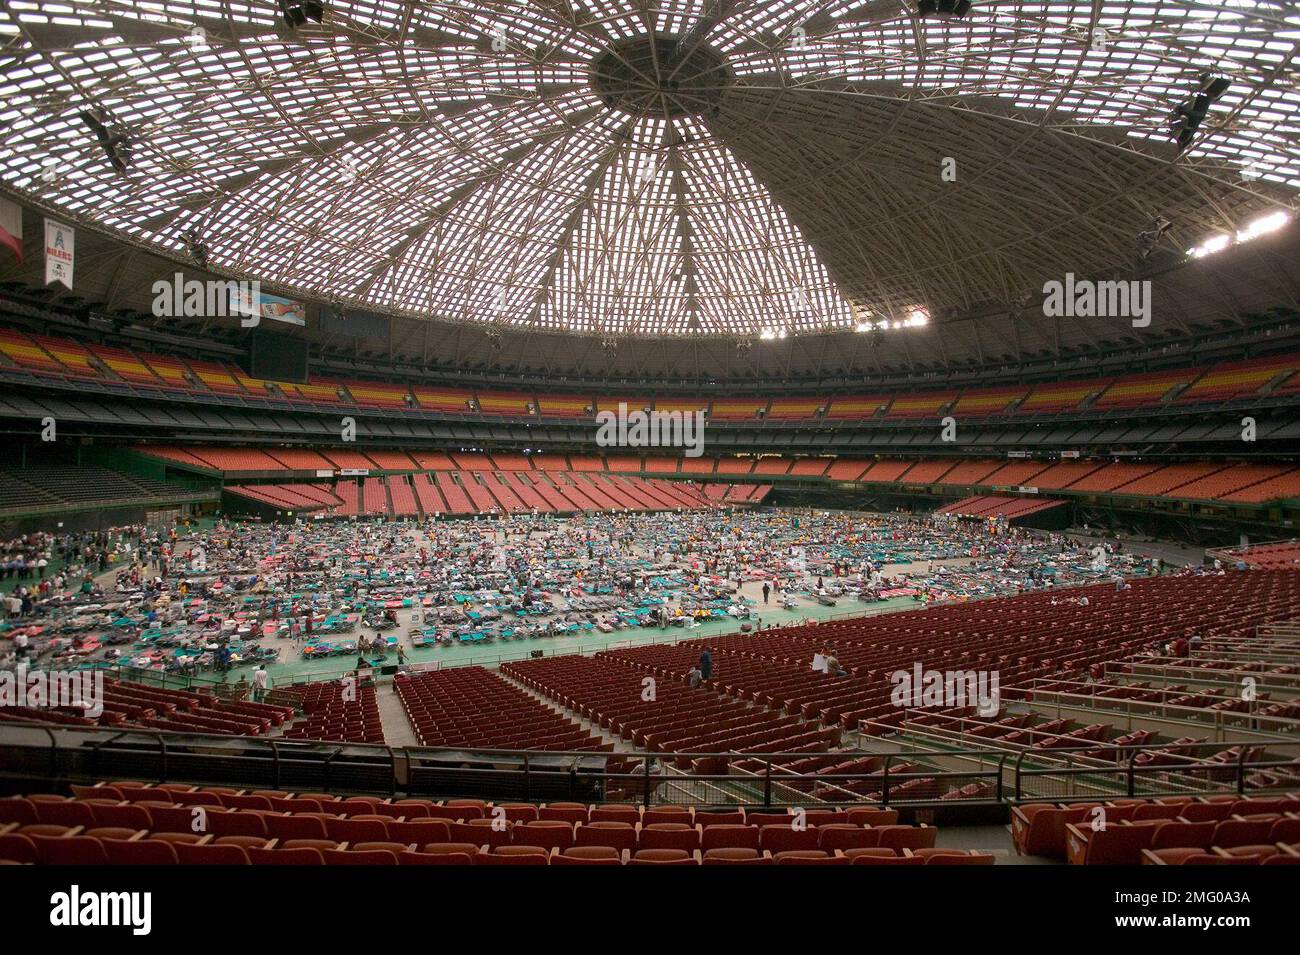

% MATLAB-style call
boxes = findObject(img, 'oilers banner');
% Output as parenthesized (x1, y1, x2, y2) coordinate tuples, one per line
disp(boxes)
(44, 218, 74, 288)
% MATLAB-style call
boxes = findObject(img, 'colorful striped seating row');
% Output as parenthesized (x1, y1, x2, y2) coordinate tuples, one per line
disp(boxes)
(2, 327, 1297, 419)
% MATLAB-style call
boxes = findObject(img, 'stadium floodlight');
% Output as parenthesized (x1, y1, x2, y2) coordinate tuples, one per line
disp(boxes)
(278, 0, 324, 30)
(180, 228, 208, 269)
(1168, 75, 1230, 152)
(917, 0, 974, 18)
(1136, 216, 1173, 259)
(79, 110, 130, 174)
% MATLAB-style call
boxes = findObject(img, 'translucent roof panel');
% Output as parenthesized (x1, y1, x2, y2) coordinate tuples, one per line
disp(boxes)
(0, 0, 1296, 337)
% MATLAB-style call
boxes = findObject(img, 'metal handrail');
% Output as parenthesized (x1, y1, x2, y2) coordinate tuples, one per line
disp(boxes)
(0, 719, 1294, 808)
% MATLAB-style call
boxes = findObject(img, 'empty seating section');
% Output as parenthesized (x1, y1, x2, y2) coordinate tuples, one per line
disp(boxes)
(412, 474, 449, 515)
(482, 473, 527, 513)
(654, 398, 708, 416)
(1094, 369, 1195, 408)
(679, 457, 716, 474)
(716, 458, 756, 475)
(434, 472, 476, 515)
(460, 472, 500, 512)
(604, 456, 643, 472)
(859, 461, 913, 482)
(334, 480, 361, 516)
(826, 460, 871, 480)
(1219, 472, 1300, 504)
(1019, 380, 1104, 413)
(499, 573, 1300, 794)
(1171, 464, 1295, 502)
(322, 450, 374, 470)
(477, 392, 532, 415)
(888, 391, 956, 417)
(278, 682, 384, 745)
(410, 452, 455, 470)
(363, 451, 419, 470)
(225, 483, 341, 514)
(2, 330, 1296, 421)
(292, 380, 345, 404)
(1111, 463, 1225, 497)
(827, 395, 889, 418)
(29, 335, 98, 377)
(0, 465, 197, 515)
(768, 398, 824, 418)
(642, 456, 680, 474)
(490, 453, 532, 471)
(362, 477, 388, 514)
(0, 787, 965, 866)
(1177, 355, 1300, 403)
(710, 398, 765, 420)
(536, 394, 592, 417)
(950, 387, 1024, 416)
(188, 360, 246, 395)
(896, 460, 953, 483)
(502, 655, 842, 771)
(135, 445, 1300, 507)
(348, 382, 410, 408)
(184, 447, 284, 472)
(267, 448, 337, 470)
(937, 496, 1065, 519)
(789, 459, 832, 477)
(936, 459, 1001, 486)
(1009, 795, 1300, 864)
(141, 353, 192, 390)
(1024, 460, 1101, 489)
(1216, 541, 1300, 570)
(0, 677, 291, 736)
(1066, 462, 1161, 493)
(754, 458, 792, 475)
(0, 328, 66, 374)
(413, 387, 473, 413)
(529, 455, 570, 472)
(980, 461, 1050, 486)
(89, 344, 163, 385)
(395, 668, 606, 750)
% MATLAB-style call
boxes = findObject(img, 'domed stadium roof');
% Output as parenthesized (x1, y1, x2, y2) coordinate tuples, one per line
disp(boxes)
(0, 0, 1297, 341)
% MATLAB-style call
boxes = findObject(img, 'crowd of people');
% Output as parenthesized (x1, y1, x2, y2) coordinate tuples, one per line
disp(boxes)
(0, 508, 1182, 680)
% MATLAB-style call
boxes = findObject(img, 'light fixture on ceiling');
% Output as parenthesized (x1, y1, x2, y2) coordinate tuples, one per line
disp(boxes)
(1136, 215, 1173, 259)
(278, 0, 324, 30)
(79, 110, 130, 174)
(180, 228, 208, 269)
(917, 0, 973, 18)
(1168, 74, 1231, 152)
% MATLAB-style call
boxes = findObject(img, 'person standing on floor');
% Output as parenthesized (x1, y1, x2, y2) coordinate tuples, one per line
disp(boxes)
(699, 647, 713, 682)
(251, 665, 270, 703)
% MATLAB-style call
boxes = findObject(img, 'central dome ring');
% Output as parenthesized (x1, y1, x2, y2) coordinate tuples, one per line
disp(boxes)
(590, 34, 732, 118)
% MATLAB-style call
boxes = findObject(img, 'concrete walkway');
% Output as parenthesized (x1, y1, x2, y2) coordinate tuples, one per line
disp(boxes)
(374, 684, 421, 748)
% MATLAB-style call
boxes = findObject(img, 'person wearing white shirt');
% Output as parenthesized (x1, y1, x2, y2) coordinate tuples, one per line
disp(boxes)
(251, 665, 270, 703)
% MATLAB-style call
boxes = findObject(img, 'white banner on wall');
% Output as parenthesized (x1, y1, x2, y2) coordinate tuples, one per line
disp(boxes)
(44, 218, 74, 288)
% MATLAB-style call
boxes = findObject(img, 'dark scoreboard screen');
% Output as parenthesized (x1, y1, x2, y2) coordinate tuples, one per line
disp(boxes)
(246, 329, 309, 383)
